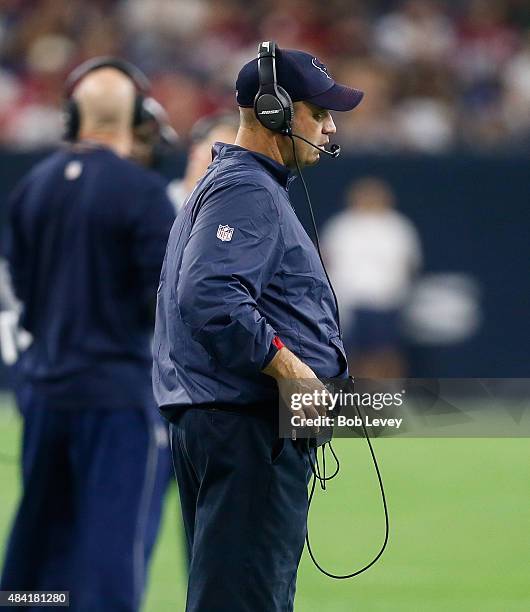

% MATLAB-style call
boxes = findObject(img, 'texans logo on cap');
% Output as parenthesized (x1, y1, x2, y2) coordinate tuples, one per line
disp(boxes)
(311, 58, 332, 80)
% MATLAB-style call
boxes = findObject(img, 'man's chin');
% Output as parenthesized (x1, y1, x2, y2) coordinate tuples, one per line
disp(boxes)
(307, 152, 320, 166)
(289, 151, 320, 169)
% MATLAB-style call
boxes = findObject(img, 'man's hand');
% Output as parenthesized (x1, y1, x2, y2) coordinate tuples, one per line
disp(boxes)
(263, 346, 331, 434)
(0, 310, 32, 365)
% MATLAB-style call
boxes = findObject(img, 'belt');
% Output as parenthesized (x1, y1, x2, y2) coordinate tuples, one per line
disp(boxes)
(159, 401, 276, 424)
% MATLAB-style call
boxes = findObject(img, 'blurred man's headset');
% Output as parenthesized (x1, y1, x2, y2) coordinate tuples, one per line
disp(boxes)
(253, 41, 340, 158)
(63, 56, 178, 148)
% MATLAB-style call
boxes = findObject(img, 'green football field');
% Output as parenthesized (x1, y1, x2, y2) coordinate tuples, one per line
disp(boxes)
(0, 394, 528, 611)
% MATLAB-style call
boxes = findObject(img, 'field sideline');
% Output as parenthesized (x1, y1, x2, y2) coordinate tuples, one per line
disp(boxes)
(0, 394, 528, 611)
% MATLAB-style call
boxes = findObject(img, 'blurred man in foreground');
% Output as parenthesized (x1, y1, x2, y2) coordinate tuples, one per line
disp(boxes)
(0, 61, 175, 611)
(323, 177, 422, 377)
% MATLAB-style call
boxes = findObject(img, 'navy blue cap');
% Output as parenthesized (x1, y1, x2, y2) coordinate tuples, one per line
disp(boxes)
(236, 47, 364, 111)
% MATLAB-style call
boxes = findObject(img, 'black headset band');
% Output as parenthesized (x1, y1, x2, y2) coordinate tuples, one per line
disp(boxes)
(257, 42, 277, 92)
(65, 56, 150, 97)
(63, 57, 152, 141)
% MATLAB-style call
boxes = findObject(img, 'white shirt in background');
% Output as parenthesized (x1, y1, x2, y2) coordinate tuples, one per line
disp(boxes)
(322, 209, 422, 311)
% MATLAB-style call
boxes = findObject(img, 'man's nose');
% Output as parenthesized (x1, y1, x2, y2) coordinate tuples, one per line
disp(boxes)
(323, 114, 336, 135)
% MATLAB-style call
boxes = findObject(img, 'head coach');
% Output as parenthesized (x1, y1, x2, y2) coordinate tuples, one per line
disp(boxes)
(153, 42, 363, 611)
(1, 60, 175, 610)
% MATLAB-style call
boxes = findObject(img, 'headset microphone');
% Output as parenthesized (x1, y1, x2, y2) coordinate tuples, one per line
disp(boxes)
(329, 144, 341, 158)
(290, 133, 341, 158)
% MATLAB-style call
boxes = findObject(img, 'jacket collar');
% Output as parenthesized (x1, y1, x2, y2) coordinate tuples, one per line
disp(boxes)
(212, 142, 293, 189)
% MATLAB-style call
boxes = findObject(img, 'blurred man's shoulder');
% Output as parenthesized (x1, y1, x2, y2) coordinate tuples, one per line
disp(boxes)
(21, 147, 161, 186)
(81, 149, 170, 199)
(23, 148, 71, 180)
(8, 149, 70, 201)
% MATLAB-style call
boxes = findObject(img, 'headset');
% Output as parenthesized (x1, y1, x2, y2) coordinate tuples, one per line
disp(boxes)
(253, 41, 340, 157)
(254, 41, 389, 580)
(253, 41, 294, 134)
(63, 56, 154, 142)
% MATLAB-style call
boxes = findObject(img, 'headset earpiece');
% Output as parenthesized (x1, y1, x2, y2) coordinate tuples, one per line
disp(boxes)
(254, 41, 294, 134)
(63, 98, 80, 142)
(275, 85, 293, 133)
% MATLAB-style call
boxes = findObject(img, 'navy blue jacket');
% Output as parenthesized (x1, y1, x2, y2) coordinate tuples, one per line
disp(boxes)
(153, 143, 348, 408)
(4, 145, 175, 409)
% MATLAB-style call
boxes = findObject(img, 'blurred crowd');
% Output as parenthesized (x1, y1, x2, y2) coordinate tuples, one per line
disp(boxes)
(1, 0, 530, 152)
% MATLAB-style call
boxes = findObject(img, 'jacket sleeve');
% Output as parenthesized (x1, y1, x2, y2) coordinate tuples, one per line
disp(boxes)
(177, 183, 283, 374)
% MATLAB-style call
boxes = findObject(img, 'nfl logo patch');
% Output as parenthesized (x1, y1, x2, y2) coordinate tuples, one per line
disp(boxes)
(216, 224, 234, 242)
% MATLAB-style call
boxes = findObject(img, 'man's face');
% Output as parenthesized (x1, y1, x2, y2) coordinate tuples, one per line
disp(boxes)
(191, 124, 238, 173)
(286, 101, 337, 168)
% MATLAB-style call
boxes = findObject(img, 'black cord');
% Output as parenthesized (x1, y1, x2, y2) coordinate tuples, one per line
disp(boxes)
(306, 440, 339, 486)
(305, 403, 390, 579)
(288, 131, 389, 579)
(321, 445, 326, 490)
(288, 134, 342, 335)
